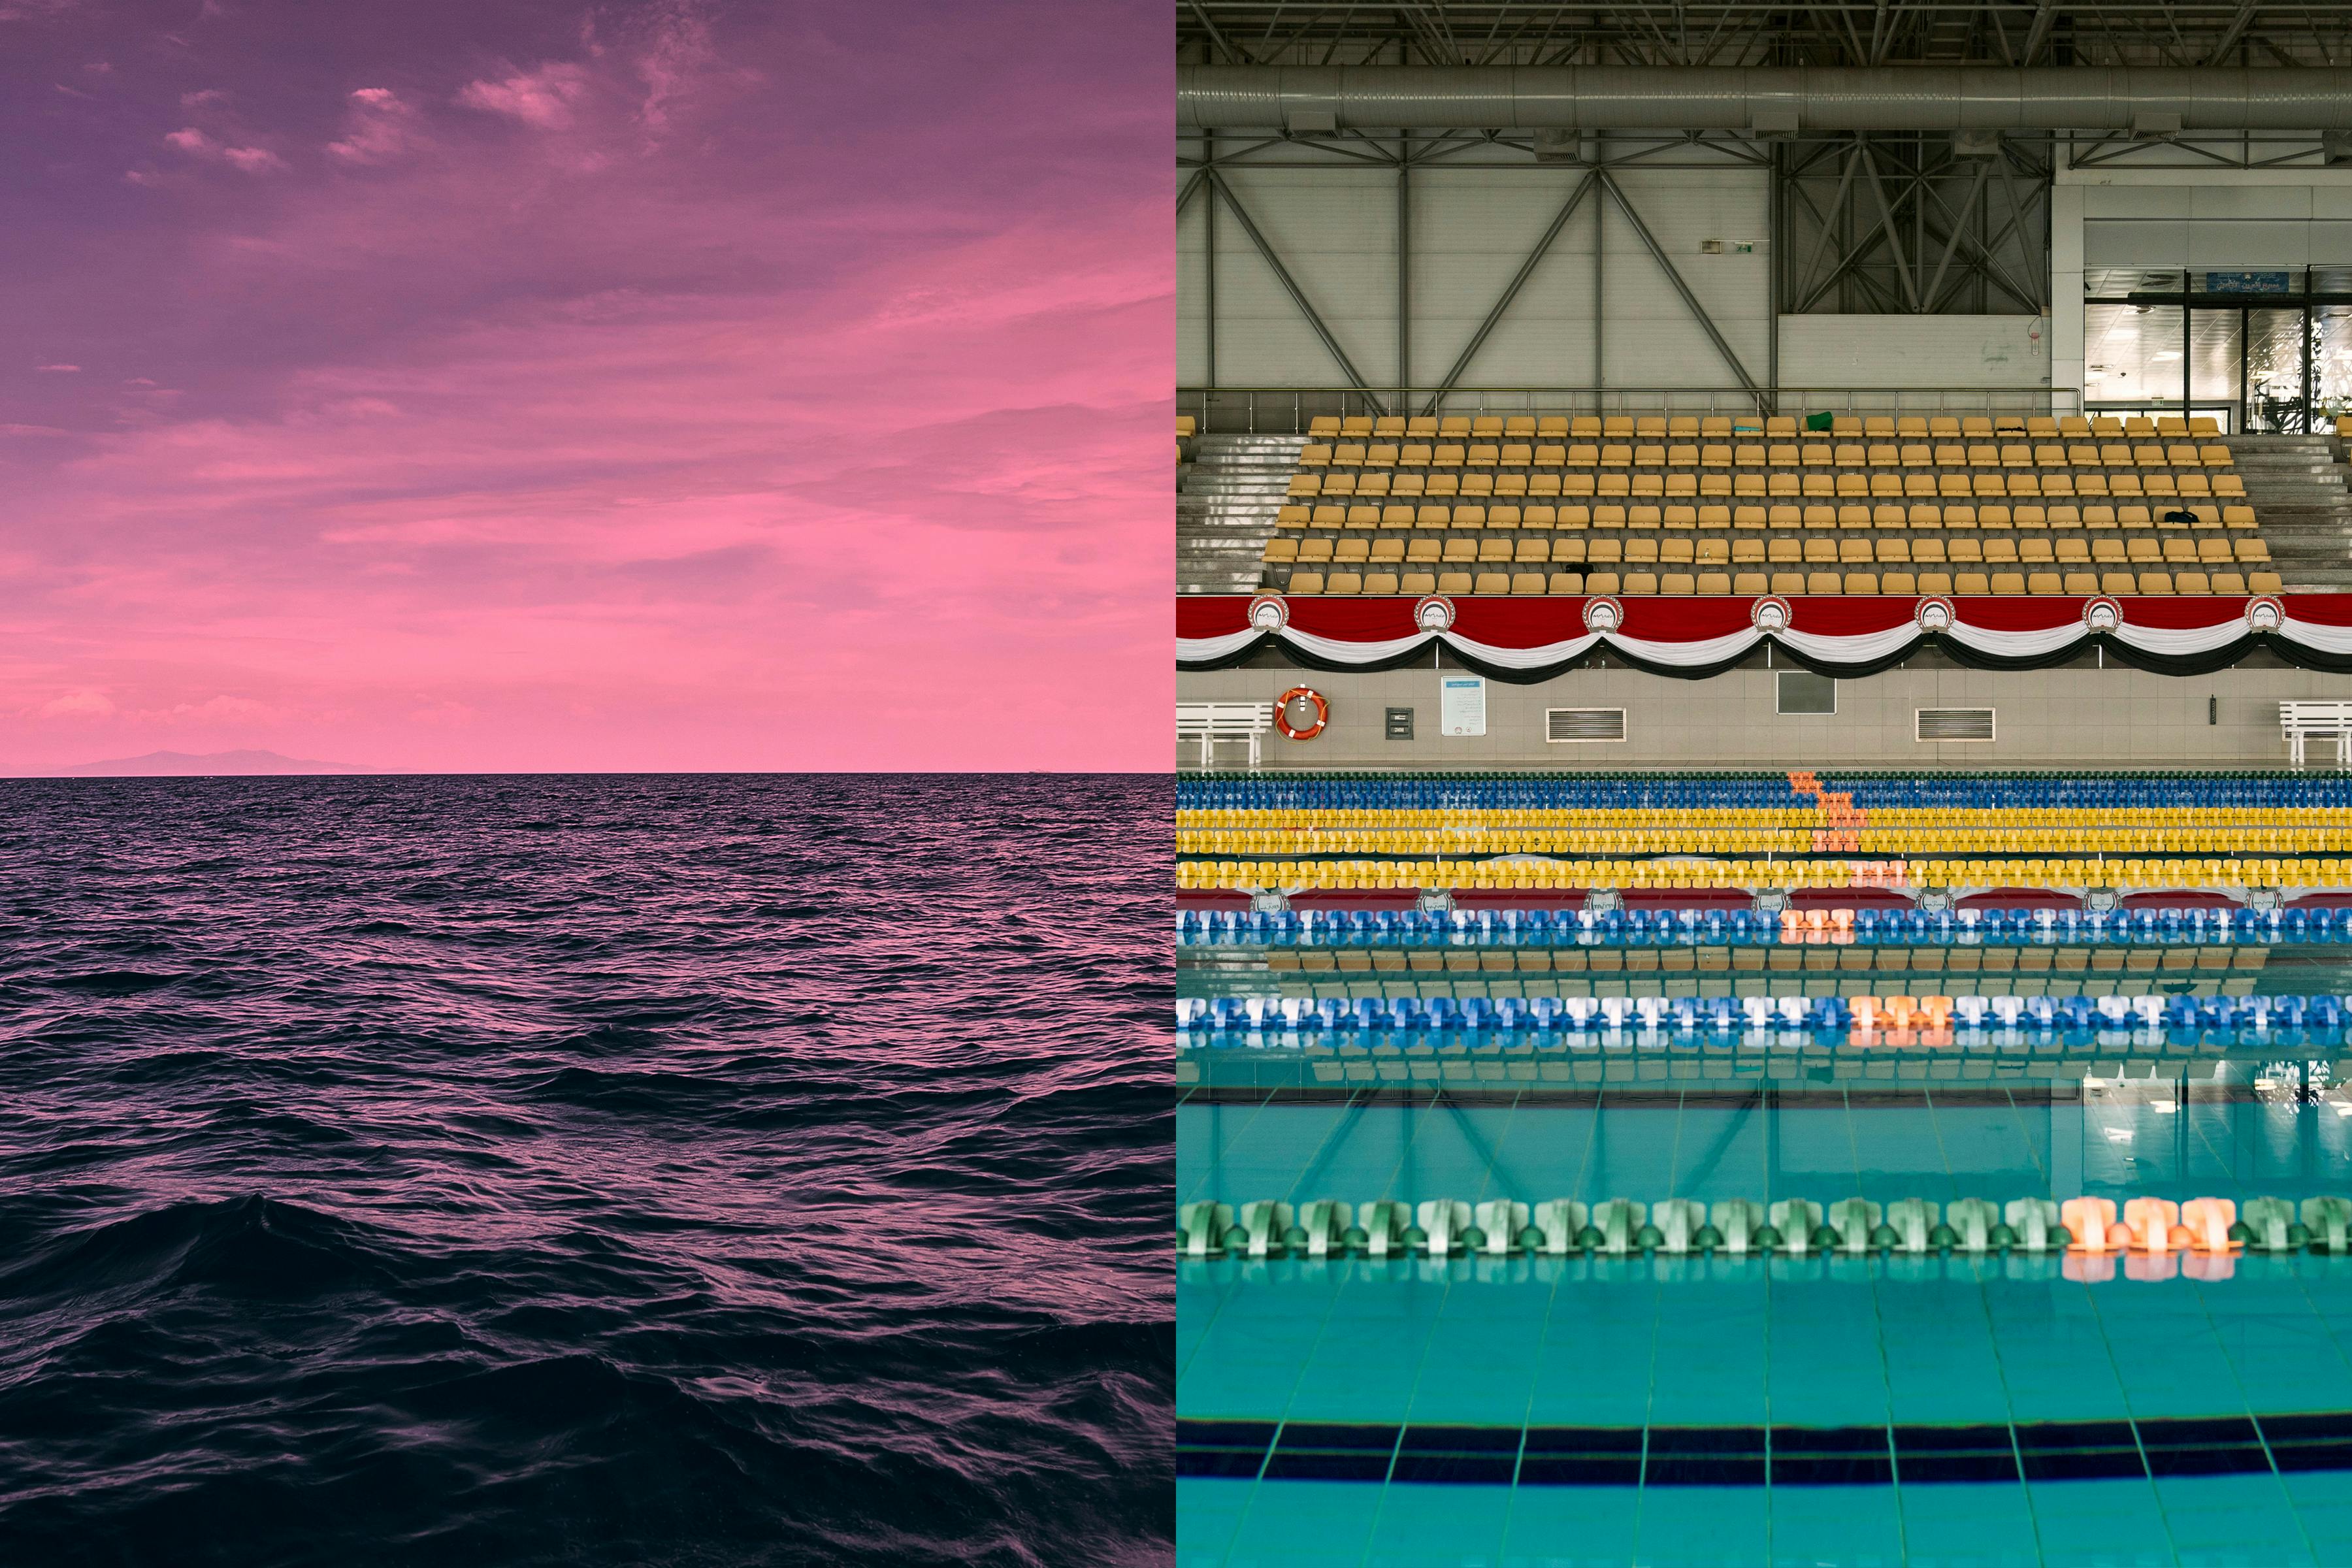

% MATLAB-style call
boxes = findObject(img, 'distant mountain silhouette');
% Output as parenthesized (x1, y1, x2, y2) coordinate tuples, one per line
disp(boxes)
(39, 749, 381, 777)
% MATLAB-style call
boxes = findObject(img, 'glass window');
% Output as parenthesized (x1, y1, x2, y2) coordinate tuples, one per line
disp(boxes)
(2085, 302, 2185, 407)
(1776, 672, 1835, 715)
(2244, 310, 2308, 433)
(2316, 306, 2352, 427)
(2189, 307, 2244, 415)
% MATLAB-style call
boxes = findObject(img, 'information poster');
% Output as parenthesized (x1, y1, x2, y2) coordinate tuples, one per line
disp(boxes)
(1439, 675, 1486, 737)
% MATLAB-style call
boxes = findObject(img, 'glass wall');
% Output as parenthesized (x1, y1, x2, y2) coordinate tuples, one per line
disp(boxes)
(2083, 267, 2352, 433)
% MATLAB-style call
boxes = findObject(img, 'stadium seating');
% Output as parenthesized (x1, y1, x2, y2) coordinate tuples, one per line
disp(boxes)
(1271, 412, 2274, 593)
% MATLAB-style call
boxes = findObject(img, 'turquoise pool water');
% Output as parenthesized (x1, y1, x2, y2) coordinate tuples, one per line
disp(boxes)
(1177, 1089, 2352, 1567)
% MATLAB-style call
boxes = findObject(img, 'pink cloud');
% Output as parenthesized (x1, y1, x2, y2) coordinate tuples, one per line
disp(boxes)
(0, 2, 1170, 772)
(164, 125, 284, 171)
(457, 63, 589, 129)
(327, 87, 419, 164)
(35, 363, 78, 372)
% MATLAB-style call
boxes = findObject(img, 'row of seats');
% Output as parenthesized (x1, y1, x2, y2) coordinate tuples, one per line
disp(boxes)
(1278, 501, 2254, 531)
(1181, 805, 2352, 827)
(1180, 776, 2352, 809)
(1303, 414, 2218, 440)
(1274, 568, 2280, 598)
(1286, 469, 2246, 500)
(1177, 856, 2346, 890)
(1182, 904, 2323, 943)
(1298, 441, 2230, 470)
(1185, 780, 2352, 818)
(1182, 1194, 2339, 1260)
(1270, 532, 2270, 568)
(1181, 776, 2352, 808)
(1184, 825, 2347, 855)
(1260, 949, 2260, 979)
(1182, 990, 2352, 1039)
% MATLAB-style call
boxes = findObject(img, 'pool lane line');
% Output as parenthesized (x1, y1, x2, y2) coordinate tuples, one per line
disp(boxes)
(1176, 1413, 2352, 1488)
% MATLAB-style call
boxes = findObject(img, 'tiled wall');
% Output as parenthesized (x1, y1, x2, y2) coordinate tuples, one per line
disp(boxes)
(1178, 657, 2352, 768)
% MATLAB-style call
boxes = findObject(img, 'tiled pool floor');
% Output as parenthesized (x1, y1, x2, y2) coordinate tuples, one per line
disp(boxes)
(1179, 1469, 2352, 1567)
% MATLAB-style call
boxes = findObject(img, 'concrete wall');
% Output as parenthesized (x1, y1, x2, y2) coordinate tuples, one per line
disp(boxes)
(1179, 656, 2352, 769)
(1776, 315, 2050, 390)
(1179, 165, 1769, 390)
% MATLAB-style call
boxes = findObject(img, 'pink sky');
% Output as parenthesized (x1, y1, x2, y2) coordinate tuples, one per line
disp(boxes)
(0, 1, 1169, 772)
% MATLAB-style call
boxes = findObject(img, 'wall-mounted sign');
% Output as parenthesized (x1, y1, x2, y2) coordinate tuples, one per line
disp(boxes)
(1384, 707, 1415, 740)
(2205, 271, 2291, 295)
(1440, 676, 1486, 737)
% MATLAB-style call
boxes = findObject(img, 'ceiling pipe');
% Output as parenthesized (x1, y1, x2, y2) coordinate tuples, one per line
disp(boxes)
(1178, 65, 2352, 133)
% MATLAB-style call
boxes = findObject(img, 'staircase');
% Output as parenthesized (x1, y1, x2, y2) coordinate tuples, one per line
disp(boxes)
(1179, 434, 1301, 595)
(2229, 435, 2352, 591)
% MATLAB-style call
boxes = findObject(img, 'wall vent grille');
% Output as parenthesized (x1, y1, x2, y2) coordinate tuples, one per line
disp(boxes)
(1547, 708, 1627, 743)
(1916, 708, 1996, 742)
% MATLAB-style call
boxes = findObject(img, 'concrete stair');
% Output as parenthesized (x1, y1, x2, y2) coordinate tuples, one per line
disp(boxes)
(1179, 434, 1301, 595)
(2229, 435, 2352, 591)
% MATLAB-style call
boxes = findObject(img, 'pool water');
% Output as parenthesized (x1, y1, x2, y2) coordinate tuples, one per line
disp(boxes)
(1177, 1090, 2352, 1567)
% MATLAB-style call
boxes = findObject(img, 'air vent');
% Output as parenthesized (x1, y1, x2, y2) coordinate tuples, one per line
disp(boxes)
(1916, 708, 1996, 742)
(1547, 708, 1627, 743)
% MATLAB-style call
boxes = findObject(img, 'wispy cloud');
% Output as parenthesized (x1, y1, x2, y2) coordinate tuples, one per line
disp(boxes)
(325, 86, 419, 164)
(163, 124, 285, 172)
(457, 63, 589, 129)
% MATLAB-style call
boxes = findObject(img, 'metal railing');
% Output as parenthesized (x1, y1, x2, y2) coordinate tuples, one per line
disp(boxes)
(1181, 385, 2082, 436)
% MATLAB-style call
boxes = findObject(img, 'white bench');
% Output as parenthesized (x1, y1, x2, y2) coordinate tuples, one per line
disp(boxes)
(1177, 702, 1273, 770)
(2281, 701, 2352, 770)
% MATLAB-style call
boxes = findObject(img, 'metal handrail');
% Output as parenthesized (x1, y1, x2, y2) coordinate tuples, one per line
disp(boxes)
(1181, 385, 2081, 435)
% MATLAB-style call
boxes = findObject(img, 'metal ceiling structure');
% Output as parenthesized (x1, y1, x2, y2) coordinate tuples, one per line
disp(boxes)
(1177, 4, 2352, 71)
(1177, 5, 2352, 400)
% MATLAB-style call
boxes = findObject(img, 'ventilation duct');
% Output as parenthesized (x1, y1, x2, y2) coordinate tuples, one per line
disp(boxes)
(1179, 66, 2352, 133)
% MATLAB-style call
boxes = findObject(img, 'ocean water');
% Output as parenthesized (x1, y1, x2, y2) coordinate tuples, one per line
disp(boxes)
(0, 774, 1171, 1567)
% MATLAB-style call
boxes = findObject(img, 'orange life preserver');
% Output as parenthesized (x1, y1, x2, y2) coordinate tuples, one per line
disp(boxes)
(1275, 687, 1329, 740)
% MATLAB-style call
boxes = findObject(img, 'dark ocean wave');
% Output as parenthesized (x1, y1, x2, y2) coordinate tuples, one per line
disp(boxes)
(0, 774, 1171, 1567)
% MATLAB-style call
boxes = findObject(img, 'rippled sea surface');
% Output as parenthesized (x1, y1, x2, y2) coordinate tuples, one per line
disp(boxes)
(0, 774, 1170, 1567)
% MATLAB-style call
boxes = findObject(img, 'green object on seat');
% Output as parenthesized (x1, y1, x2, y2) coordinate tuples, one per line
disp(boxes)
(1769, 1198, 1822, 1255)
(1948, 1199, 2000, 1252)
(1885, 1200, 1937, 1254)
(1712, 1200, 1766, 1255)
(1591, 1198, 1645, 1256)
(1298, 1200, 1351, 1258)
(2004, 1198, 2060, 1252)
(1805, 410, 1835, 431)
(1826, 1198, 1882, 1254)
(2304, 1198, 2352, 1254)
(1179, 1201, 1233, 1258)
(1653, 1199, 1707, 1255)
(2244, 1197, 2296, 1251)
(1238, 1201, 1294, 1258)
(1533, 1199, 1589, 1254)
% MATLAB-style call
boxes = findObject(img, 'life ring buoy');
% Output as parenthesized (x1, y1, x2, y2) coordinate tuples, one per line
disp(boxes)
(1275, 687, 1329, 740)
